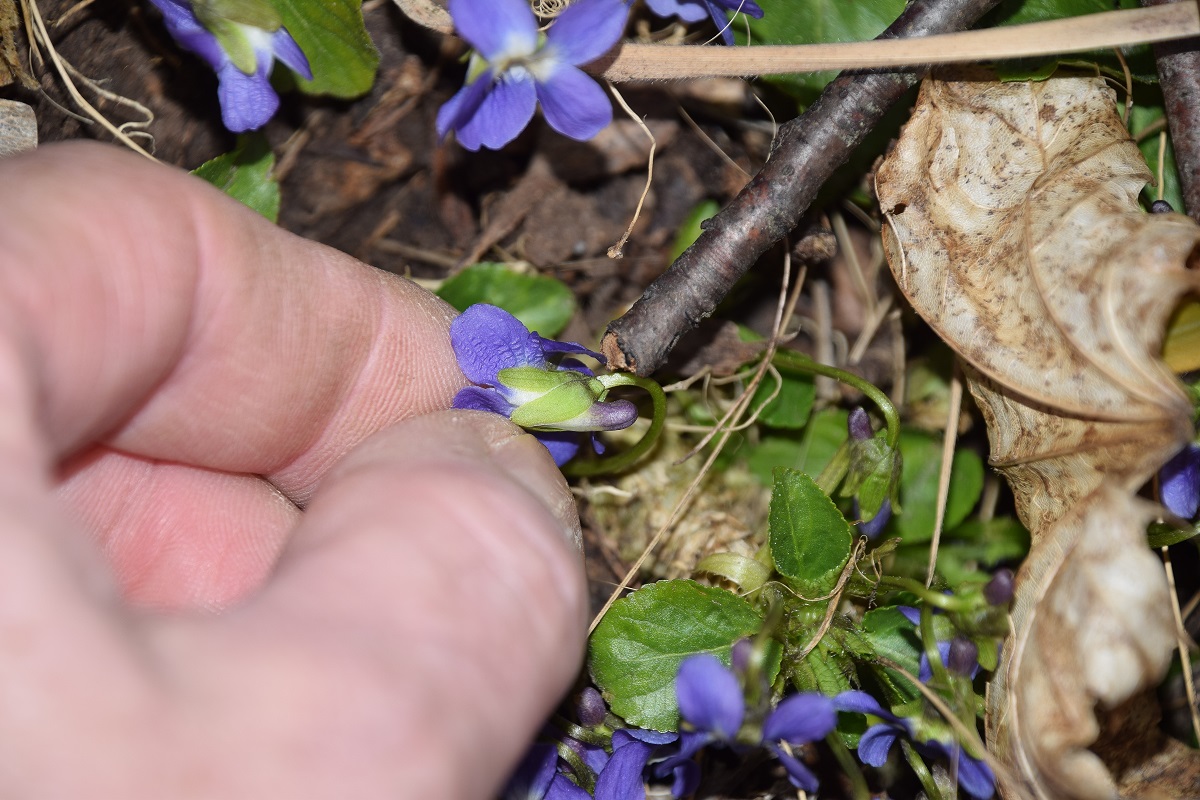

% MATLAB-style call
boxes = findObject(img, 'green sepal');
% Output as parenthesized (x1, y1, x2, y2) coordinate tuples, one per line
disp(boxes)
(197, 0, 281, 29)
(503, 367, 604, 428)
(200, 16, 259, 75)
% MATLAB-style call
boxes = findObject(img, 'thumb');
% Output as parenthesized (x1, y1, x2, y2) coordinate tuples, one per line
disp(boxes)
(152, 411, 587, 798)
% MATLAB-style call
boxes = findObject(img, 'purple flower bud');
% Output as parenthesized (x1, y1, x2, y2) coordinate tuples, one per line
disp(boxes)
(983, 568, 1015, 606)
(947, 636, 979, 677)
(848, 407, 873, 441)
(1150, 199, 1174, 214)
(577, 687, 607, 727)
(730, 638, 753, 674)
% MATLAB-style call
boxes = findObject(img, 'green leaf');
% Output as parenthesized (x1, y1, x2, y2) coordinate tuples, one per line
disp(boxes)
(437, 263, 577, 338)
(768, 468, 853, 595)
(270, 0, 378, 97)
(191, 134, 280, 222)
(1148, 521, 1200, 548)
(588, 580, 779, 730)
(751, 367, 815, 430)
(743, 0, 906, 104)
(891, 431, 984, 544)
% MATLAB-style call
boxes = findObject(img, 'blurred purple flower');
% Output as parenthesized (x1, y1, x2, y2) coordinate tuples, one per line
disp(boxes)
(1160, 442, 1200, 520)
(834, 691, 995, 799)
(662, 654, 836, 793)
(503, 742, 591, 800)
(644, 0, 764, 44)
(148, 0, 311, 132)
(437, 0, 629, 150)
(450, 304, 638, 465)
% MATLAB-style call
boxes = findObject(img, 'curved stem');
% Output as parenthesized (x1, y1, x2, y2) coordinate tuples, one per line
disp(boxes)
(876, 576, 974, 612)
(772, 350, 900, 448)
(826, 733, 872, 800)
(901, 740, 945, 800)
(563, 375, 666, 477)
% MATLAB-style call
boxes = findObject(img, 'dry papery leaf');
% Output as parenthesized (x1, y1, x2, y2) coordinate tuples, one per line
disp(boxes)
(877, 71, 1200, 799)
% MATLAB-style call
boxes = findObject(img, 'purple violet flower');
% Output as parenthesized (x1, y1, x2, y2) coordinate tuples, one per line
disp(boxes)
(834, 691, 995, 799)
(450, 304, 638, 466)
(437, 0, 629, 151)
(503, 742, 592, 800)
(644, 0, 764, 45)
(1160, 441, 1200, 520)
(148, 0, 312, 132)
(662, 654, 837, 793)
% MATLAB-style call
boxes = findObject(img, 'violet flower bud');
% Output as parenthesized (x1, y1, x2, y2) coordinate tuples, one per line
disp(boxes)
(984, 568, 1015, 607)
(577, 686, 607, 728)
(947, 636, 980, 677)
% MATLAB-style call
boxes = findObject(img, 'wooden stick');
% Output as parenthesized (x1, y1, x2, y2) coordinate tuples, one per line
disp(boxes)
(595, 4, 1199, 80)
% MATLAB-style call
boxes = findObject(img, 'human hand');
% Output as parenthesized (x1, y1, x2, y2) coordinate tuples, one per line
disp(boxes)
(0, 142, 586, 798)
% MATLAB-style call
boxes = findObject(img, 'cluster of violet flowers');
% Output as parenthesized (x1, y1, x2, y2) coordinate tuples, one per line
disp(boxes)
(438, 0, 764, 152)
(507, 647, 838, 799)
(509, 644, 997, 798)
(147, 0, 311, 132)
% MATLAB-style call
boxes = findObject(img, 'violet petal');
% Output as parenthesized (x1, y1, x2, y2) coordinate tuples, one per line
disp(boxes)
(451, 305, 547, 385)
(448, 0, 537, 61)
(502, 742, 558, 799)
(544, 0, 628, 65)
(771, 746, 820, 792)
(1161, 442, 1200, 519)
(535, 430, 581, 466)
(762, 692, 837, 745)
(644, 0, 708, 23)
(269, 26, 312, 79)
(215, 58, 278, 132)
(675, 654, 744, 739)
(452, 386, 515, 416)
(437, 70, 494, 142)
(535, 64, 612, 142)
(857, 722, 901, 767)
(455, 70, 538, 151)
(592, 738, 656, 800)
(545, 773, 591, 800)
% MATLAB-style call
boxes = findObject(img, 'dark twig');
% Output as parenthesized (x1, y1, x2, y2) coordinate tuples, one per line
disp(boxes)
(601, 0, 1003, 375)
(1142, 0, 1200, 223)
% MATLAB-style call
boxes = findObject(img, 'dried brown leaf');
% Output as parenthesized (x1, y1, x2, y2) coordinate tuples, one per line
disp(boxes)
(877, 73, 1200, 799)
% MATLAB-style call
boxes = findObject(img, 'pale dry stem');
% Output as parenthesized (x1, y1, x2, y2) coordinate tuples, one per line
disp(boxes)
(20, 0, 156, 159)
(926, 371, 963, 587)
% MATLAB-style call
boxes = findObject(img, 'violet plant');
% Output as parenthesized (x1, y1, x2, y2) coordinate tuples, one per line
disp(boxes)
(148, 0, 312, 132)
(437, 0, 630, 151)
